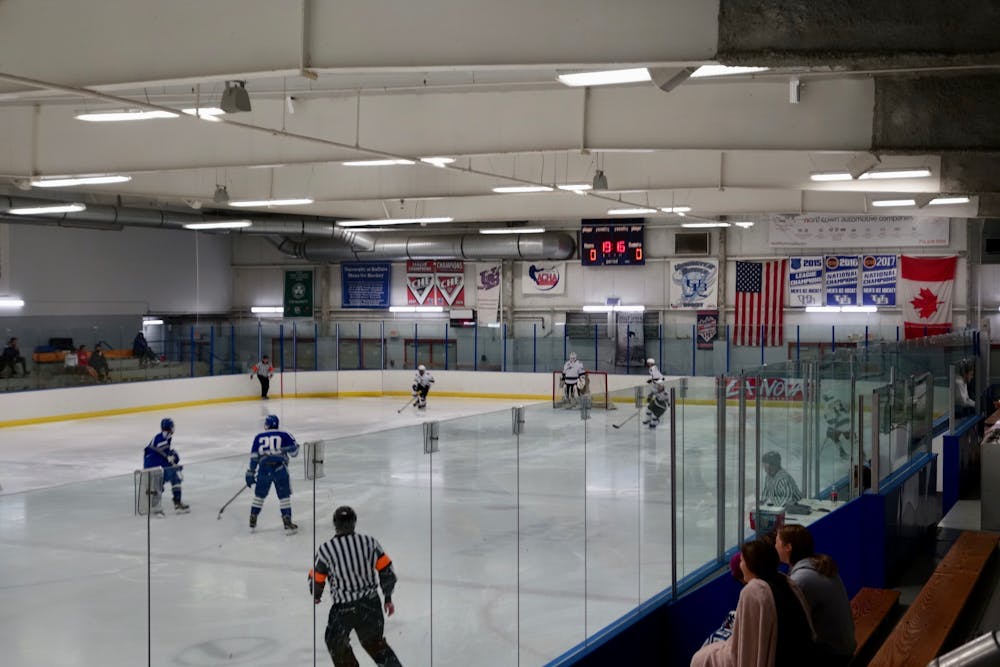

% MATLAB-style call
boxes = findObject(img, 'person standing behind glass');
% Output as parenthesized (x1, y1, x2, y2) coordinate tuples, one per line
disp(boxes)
(251, 354, 274, 399)
(955, 364, 976, 418)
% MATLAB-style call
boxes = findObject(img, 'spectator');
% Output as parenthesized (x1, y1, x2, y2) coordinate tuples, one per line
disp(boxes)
(775, 525, 855, 666)
(955, 364, 976, 418)
(1, 337, 30, 377)
(90, 345, 111, 382)
(133, 331, 158, 367)
(76, 345, 98, 379)
(761, 451, 802, 508)
(702, 552, 746, 647)
(691, 538, 816, 667)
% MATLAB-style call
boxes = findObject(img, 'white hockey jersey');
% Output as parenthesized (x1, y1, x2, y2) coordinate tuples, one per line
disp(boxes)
(562, 359, 585, 381)
(647, 364, 664, 383)
(413, 370, 435, 388)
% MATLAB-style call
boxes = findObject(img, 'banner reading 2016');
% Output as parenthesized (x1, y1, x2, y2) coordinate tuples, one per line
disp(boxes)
(824, 255, 860, 307)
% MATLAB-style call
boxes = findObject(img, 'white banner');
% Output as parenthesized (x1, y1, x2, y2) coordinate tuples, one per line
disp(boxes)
(522, 262, 566, 295)
(476, 263, 501, 324)
(668, 259, 718, 309)
(0, 224, 8, 295)
(768, 214, 949, 248)
(787, 256, 824, 307)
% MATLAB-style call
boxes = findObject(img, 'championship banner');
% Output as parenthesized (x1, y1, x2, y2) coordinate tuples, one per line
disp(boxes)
(522, 262, 565, 295)
(283, 269, 313, 317)
(696, 311, 719, 350)
(769, 214, 949, 248)
(787, 256, 823, 308)
(433, 260, 465, 307)
(861, 254, 897, 307)
(406, 260, 437, 305)
(341, 262, 390, 309)
(824, 255, 860, 307)
(476, 263, 501, 325)
(669, 259, 718, 309)
(901, 255, 957, 339)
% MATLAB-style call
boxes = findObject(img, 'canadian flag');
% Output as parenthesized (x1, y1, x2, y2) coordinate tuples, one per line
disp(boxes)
(900, 255, 957, 339)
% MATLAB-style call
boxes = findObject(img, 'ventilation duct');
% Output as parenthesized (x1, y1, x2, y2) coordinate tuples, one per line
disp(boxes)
(290, 232, 575, 262)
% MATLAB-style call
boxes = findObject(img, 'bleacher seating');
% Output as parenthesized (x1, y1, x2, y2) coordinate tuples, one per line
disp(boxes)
(850, 587, 900, 666)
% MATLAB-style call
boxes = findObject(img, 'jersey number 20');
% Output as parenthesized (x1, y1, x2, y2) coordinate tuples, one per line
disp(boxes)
(257, 434, 284, 455)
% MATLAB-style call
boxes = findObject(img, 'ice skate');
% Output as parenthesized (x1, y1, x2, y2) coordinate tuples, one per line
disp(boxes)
(283, 516, 298, 533)
(173, 499, 190, 514)
(249, 514, 257, 530)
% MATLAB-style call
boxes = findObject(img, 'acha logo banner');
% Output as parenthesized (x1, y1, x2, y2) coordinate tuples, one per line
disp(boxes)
(521, 262, 565, 295)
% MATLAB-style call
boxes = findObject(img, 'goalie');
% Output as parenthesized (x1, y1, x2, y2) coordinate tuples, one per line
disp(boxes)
(412, 364, 435, 410)
(559, 352, 587, 407)
(642, 380, 670, 428)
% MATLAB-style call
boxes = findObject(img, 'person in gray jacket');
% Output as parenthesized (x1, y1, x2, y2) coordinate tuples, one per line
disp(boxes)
(775, 524, 856, 665)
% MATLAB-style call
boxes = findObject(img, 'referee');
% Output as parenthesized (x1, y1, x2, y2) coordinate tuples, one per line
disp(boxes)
(309, 506, 403, 667)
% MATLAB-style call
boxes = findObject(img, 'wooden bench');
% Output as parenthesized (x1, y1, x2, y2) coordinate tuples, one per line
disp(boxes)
(869, 531, 999, 667)
(850, 587, 900, 665)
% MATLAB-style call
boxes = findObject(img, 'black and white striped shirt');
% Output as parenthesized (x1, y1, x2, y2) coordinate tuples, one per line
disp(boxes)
(314, 533, 397, 604)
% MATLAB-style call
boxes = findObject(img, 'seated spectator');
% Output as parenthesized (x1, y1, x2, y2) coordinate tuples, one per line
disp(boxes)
(955, 364, 976, 418)
(76, 345, 98, 379)
(691, 538, 817, 667)
(702, 552, 746, 647)
(132, 331, 158, 367)
(761, 450, 802, 508)
(89, 345, 111, 382)
(775, 525, 855, 666)
(1, 337, 30, 377)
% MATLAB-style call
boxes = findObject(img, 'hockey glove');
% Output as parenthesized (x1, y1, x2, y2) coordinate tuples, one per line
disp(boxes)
(168, 452, 179, 465)
(245, 470, 256, 487)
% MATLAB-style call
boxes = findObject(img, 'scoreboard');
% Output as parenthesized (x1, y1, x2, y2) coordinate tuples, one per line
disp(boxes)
(581, 219, 645, 266)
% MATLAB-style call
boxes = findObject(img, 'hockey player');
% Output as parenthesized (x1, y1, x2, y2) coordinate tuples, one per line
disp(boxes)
(246, 414, 300, 532)
(143, 417, 189, 514)
(645, 358, 664, 384)
(823, 393, 851, 459)
(642, 380, 670, 428)
(412, 364, 435, 409)
(560, 352, 587, 407)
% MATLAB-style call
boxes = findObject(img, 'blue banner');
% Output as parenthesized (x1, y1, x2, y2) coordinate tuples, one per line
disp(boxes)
(861, 254, 897, 306)
(824, 255, 860, 307)
(342, 262, 391, 309)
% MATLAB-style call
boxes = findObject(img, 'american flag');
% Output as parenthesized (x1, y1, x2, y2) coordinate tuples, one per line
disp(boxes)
(734, 259, 787, 346)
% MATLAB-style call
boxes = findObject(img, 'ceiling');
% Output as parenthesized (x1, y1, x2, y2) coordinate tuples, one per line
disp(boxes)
(0, 0, 994, 237)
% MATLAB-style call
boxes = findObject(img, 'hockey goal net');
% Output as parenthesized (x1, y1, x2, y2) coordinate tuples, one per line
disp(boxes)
(552, 370, 615, 409)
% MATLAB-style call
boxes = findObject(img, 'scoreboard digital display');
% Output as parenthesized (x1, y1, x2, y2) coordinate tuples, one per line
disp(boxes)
(580, 219, 645, 266)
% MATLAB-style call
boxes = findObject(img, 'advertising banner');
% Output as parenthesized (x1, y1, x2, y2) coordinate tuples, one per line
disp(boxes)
(341, 262, 390, 309)
(768, 214, 949, 248)
(522, 262, 565, 295)
(861, 254, 897, 307)
(787, 256, 824, 307)
(725, 376, 804, 402)
(669, 259, 718, 309)
(476, 263, 501, 325)
(696, 311, 719, 350)
(824, 255, 860, 307)
(283, 269, 313, 317)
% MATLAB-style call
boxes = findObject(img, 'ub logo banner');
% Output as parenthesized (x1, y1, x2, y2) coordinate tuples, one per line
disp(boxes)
(521, 262, 565, 295)
(861, 254, 897, 307)
(788, 256, 823, 307)
(824, 255, 860, 307)
(669, 259, 718, 309)
(476, 263, 501, 324)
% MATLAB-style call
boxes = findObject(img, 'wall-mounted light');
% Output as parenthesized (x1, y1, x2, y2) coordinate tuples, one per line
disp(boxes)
(250, 306, 283, 314)
(0, 297, 25, 309)
(388, 306, 445, 313)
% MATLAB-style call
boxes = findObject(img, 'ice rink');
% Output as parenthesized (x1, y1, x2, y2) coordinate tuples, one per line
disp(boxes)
(0, 391, 837, 666)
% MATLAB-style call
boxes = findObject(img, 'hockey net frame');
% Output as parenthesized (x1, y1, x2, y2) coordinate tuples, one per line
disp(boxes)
(552, 370, 615, 409)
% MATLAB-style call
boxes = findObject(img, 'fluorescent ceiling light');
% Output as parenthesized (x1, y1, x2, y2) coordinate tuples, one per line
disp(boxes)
(31, 175, 132, 188)
(229, 198, 314, 207)
(609, 207, 656, 215)
(486, 322, 502, 328)
(338, 217, 454, 228)
(557, 184, 592, 192)
(142, 318, 164, 325)
(733, 221, 755, 228)
(183, 220, 253, 230)
(0, 298, 25, 308)
(690, 65, 770, 78)
(557, 68, 651, 87)
(342, 159, 415, 166)
(661, 206, 692, 213)
(388, 305, 445, 313)
(929, 196, 971, 205)
(582, 304, 645, 313)
(805, 306, 842, 313)
(682, 222, 730, 228)
(7, 203, 86, 215)
(251, 306, 283, 314)
(809, 172, 853, 182)
(182, 107, 225, 121)
(479, 227, 545, 234)
(420, 157, 455, 167)
(75, 110, 178, 121)
(871, 199, 916, 207)
(859, 169, 931, 180)
(805, 305, 878, 313)
(492, 185, 553, 193)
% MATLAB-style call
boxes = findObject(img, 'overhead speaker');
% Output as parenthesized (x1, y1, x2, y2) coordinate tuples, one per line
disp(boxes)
(220, 81, 251, 113)
(592, 170, 608, 190)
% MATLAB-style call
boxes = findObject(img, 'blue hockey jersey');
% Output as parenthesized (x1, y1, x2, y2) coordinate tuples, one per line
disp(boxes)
(144, 431, 179, 468)
(248, 429, 299, 473)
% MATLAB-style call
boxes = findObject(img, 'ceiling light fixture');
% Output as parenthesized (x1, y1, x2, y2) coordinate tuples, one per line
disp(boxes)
(558, 184, 592, 193)
(871, 199, 916, 207)
(733, 221, 755, 228)
(690, 65, 770, 78)
(219, 81, 252, 113)
(342, 159, 415, 166)
(30, 174, 132, 187)
(859, 168, 932, 180)
(229, 198, 313, 207)
(250, 306, 283, 314)
(7, 203, 87, 215)
(419, 157, 455, 167)
(141, 317, 163, 325)
(681, 222, 730, 228)
(337, 217, 454, 228)
(75, 110, 178, 122)
(809, 172, 853, 182)
(183, 220, 253, 230)
(0, 297, 25, 308)
(182, 106, 225, 121)
(492, 185, 553, 193)
(479, 227, 546, 235)
(929, 196, 971, 205)
(557, 68, 651, 87)
(661, 206, 692, 213)
(609, 207, 656, 215)
(388, 305, 445, 313)
(582, 304, 646, 313)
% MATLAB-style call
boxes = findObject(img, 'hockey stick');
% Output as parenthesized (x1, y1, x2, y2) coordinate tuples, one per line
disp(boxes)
(217, 485, 248, 520)
(397, 396, 418, 413)
(611, 409, 642, 429)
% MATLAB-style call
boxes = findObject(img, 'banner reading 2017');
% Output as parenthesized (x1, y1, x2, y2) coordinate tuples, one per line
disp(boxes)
(861, 254, 897, 307)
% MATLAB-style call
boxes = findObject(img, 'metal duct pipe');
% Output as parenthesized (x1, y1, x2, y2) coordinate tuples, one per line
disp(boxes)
(292, 231, 575, 262)
(928, 630, 1000, 666)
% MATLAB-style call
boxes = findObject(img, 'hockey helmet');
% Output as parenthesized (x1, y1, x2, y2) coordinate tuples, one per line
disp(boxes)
(265, 414, 279, 429)
(569, 352, 577, 361)
(646, 358, 656, 366)
(333, 505, 357, 533)
(417, 364, 426, 373)
(160, 417, 174, 433)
